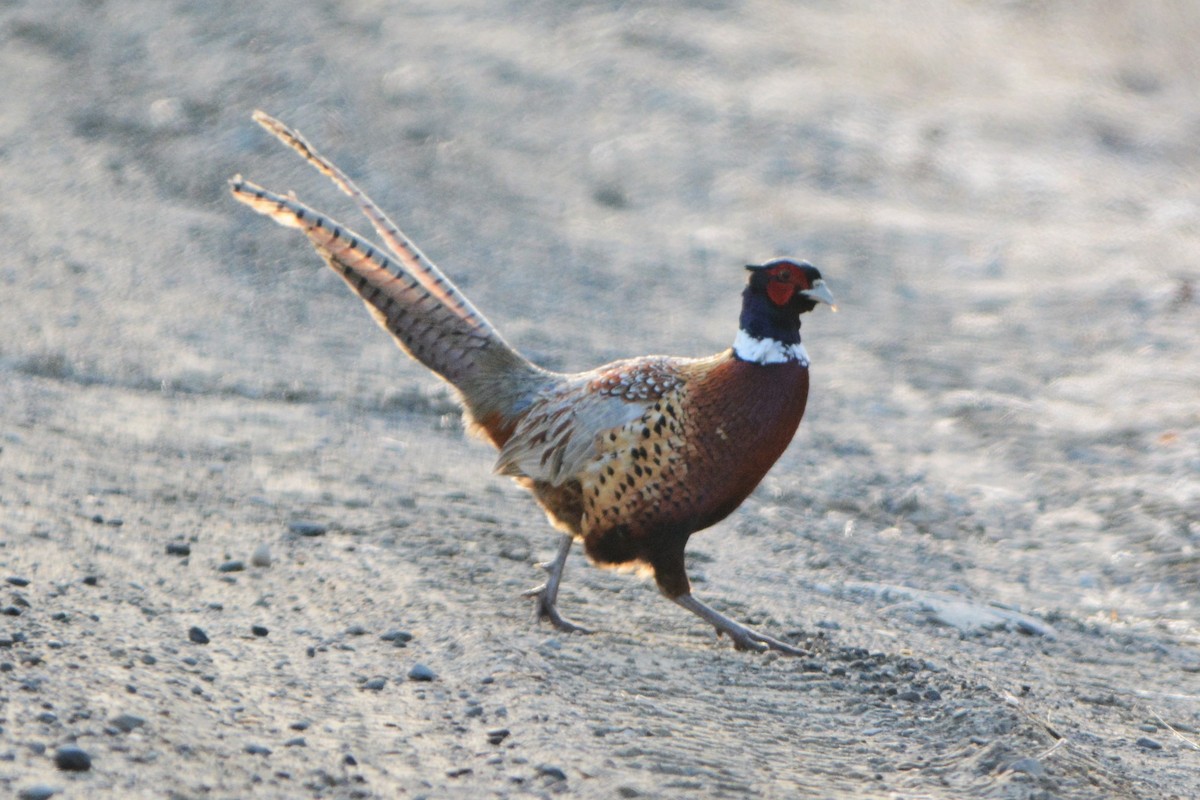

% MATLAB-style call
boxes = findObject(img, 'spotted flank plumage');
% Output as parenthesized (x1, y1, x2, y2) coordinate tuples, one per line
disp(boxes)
(231, 113, 834, 654)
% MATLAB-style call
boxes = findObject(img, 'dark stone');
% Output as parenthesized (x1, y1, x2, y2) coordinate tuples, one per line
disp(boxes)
(217, 560, 244, 573)
(407, 663, 436, 682)
(287, 520, 327, 537)
(1136, 736, 1163, 750)
(187, 626, 210, 645)
(244, 743, 271, 756)
(486, 728, 510, 745)
(251, 625, 269, 637)
(361, 677, 387, 691)
(54, 746, 91, 771)
(18, 786, 59, 800)
(165, 542, 191, 556)
(6, 577, 31, 587)
(110, 713, 145, 733)
(536, 764, 567, 782)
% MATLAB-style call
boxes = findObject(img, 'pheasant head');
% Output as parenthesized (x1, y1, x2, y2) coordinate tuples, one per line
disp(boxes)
(734, 259, 835, 364)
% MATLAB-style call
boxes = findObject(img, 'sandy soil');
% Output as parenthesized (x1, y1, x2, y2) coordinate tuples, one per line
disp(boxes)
(1, 1, 1198, 798)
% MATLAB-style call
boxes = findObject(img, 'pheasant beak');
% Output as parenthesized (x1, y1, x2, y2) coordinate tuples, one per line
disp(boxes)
(801, 279, 837, 312)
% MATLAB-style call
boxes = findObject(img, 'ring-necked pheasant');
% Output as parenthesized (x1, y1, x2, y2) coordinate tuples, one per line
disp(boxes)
(230, 112, 835, 654)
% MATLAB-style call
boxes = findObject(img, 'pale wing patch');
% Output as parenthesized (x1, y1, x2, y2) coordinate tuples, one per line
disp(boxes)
(493, 358, 688, 486)
(494, 389, 644, 485)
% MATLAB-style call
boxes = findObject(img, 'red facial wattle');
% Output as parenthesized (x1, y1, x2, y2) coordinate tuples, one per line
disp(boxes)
(767, 281, 796, 305)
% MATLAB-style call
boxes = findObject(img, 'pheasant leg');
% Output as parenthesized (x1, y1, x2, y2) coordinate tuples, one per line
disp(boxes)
(674, 593, 806, 655)
(523, 533, 591, 634)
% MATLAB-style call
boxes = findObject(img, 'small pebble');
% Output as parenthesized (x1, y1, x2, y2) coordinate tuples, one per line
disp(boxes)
(245, 743, 271, 756)
(536, 764, 567, 782)
(54, 745, 92, 772)
(284, 737, 306, 747)
(217, 560, 244, 573)
(408, 663, 437, 682)
(487, 728, 510, 745)
(345, 624, 369, 636)
(1006, 757, 1045, 777)
(82, 576, 99, 586)
(36, 712, 58, 724)
(250, 543, 272, 568)
(897, 690, 922, 703)
(288, 520, 327, 537)
(110, 713, 145, 733)
(165, 542, 191, 557)
(343, 754, 357, 766)
(1136, 736, 1163, 750)
(18, 786, 59, 800)
(289, 720, 311, 731)
(447, 767, 473, 778)
(251, 625, 269, 637)
(361, 677, 387, 691)
(188, 626, 210, 645)
(6, 576, 31, 587)
(380, 629, 413, 648)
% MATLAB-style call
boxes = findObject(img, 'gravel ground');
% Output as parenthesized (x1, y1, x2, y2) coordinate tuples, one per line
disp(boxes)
(1, 1, 1198, 798)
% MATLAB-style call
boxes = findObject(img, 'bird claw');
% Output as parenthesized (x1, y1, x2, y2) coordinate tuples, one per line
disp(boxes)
(719, 626, 807, 656)
(675, 593, 807, 656)
(524, 583, 592, 635)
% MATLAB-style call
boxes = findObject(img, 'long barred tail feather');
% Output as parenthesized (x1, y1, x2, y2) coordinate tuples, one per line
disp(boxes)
(248, 112, 496, 339)
(229, 173, 548, 447)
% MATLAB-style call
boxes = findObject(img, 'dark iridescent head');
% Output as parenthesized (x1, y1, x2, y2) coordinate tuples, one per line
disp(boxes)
(738, 258, 835, 345)
(745, 258, 836, 314)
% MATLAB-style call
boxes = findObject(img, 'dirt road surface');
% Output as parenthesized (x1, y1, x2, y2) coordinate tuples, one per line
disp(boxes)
(2, 2, 1198, 798)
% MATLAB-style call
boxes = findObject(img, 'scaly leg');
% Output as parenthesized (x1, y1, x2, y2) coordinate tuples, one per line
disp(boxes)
(522, 533, 591, 634)
(674, 593, 806, 656)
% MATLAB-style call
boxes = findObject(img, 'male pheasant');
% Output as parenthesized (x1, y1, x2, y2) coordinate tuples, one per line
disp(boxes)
(230, 112, 835, 655)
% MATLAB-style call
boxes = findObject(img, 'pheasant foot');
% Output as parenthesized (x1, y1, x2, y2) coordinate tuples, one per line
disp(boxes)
(674, 593, 806, 655)
(522, 533, 591, 634)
